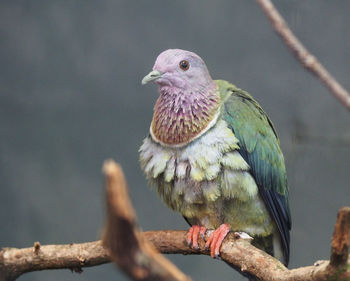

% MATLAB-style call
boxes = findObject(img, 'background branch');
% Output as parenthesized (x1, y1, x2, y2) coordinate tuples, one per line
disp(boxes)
(101, 160, 192, 281)
(256, 0, 350, 110)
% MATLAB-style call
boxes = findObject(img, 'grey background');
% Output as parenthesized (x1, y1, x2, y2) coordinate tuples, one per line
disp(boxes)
(1, 1, 349, 280)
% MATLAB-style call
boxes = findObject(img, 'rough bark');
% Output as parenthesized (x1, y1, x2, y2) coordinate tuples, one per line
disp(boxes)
(1, 162, 349, 281)
(0, 241, 109, 281)
(330, 207, 350, 268)
(1, 230, 350, 281)
(1, 161, 349, 281)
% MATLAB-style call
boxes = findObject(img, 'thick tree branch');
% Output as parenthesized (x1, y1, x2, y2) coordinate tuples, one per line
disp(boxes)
(1, 230, 349, 281)
(1, 162, 349, 281)
(0, 241, 109, 281)
(256, 0, 350, 110)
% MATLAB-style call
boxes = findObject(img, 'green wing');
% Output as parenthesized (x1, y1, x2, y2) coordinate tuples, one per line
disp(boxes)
(217, 80, 291, 265)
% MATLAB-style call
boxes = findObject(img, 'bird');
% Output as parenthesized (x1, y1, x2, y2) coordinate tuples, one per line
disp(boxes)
(139, 49, 291, 274)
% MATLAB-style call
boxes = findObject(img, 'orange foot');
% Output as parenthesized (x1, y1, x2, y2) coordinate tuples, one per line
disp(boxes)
(187, 225, 206, 250)
(205, 223, 230, 258)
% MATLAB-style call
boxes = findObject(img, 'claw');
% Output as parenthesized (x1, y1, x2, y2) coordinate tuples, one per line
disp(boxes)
(187, 225, 206, 250)
(205, 224, 230, 258)
(233, 231, 253, 241)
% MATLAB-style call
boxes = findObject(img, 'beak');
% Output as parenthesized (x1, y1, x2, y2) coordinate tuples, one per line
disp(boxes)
(141, 70, 162, 85)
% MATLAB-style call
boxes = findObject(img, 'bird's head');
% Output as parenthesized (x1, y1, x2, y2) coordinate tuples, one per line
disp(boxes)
(142, 49, 215, 92)
(142, 49, 220, 146)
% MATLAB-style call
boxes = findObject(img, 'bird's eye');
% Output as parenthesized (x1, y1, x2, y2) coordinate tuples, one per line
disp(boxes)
(179, 60, 190, 71)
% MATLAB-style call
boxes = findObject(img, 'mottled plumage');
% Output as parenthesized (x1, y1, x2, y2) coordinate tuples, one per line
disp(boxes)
(151, 84, 219, 145)
(140, 49, 291, 269)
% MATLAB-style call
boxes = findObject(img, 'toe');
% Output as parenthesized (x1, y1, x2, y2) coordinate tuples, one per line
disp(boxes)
(205, 232, 214, 249)
(187, 225, 206, 250)
(206, 224, 230, 258)
(192, 226, 200, 250)
(187, 226, 194, 246)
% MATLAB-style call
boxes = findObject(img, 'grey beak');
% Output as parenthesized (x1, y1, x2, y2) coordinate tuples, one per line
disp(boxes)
(141, 70, 162, 85)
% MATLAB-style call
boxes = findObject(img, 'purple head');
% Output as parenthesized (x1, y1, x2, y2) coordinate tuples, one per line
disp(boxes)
(142, 49, 215, 92)
(142, 49, 220, 146)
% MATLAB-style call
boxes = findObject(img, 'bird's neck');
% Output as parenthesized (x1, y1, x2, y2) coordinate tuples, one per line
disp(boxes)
(150, 83, 220, 147)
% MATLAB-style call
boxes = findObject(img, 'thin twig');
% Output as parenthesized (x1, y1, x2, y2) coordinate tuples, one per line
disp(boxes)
(256, 0, 350, 110)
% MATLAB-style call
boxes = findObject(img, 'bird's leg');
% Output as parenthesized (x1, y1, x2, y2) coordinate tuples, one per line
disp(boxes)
(187, 225, 206, 250)
(205, 223, 230, 258)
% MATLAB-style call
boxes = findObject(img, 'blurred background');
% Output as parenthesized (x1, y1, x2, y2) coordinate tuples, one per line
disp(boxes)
(1, 1, 349, 280)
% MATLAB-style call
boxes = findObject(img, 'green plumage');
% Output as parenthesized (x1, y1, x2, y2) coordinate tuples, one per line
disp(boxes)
(218, 80, 291, 264)
(140, 79, 291, 265)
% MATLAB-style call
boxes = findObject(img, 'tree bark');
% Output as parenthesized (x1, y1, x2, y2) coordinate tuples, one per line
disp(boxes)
(1, 229, 349, 281)
(1, 159, 349, 281)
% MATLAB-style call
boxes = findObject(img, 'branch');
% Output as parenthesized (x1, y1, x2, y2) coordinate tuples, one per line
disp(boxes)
(256, 0, 350, 110)
(1, 162, 349, 281)
(0, 240, 109, 281)
(1, 229, 349, 281)
(330, 207, 350, 267)
(101, 160, 192, 281)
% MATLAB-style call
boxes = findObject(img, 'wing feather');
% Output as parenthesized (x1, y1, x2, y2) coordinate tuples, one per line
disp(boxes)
(220, 82, 291, 265)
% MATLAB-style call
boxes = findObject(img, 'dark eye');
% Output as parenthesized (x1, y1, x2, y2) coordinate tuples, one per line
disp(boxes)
(179, 60, 190, 71)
